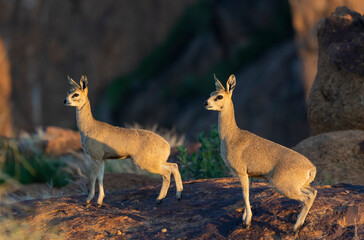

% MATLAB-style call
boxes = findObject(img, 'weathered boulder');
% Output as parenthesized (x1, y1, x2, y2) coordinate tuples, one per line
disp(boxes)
(293, 130, 364, 185)
(307, 7, 364, 135)
(289, 0, 364, 96)
(1, 178, 363, 239)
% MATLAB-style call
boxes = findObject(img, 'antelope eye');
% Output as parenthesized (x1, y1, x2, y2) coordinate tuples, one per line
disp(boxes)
(72, 93, 79, 98)
(215, 95, 223, 101)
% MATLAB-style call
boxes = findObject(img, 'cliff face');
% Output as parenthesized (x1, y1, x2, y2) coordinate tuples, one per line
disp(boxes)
(1, 178, 363, 239)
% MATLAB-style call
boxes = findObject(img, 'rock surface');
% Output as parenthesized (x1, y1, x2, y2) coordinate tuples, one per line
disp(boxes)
(307, 7, 364, 135)
(293, 130, 364, 185)
(1, 178, 363, 239)
(289, 0, 364, 96)
(1, 173, 161, 204)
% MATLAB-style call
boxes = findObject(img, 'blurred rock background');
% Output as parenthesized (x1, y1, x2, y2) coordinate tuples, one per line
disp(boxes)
(293, 6, 364, 186)
(289, 0, 364, 97)
(0, 0, 363, 147)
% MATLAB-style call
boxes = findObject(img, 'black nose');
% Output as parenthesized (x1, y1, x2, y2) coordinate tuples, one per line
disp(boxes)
(204, 101, 208, 106)
(63, 99, 67, 104)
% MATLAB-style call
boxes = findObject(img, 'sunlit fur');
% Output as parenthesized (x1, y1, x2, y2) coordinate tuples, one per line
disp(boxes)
(64, 75, 183, 207)
(205, 74, 317, 233)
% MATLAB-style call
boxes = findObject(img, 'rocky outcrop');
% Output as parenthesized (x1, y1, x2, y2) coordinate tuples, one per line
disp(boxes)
(289, 0, 364, 96)
(293, 130, 364, 185)
(0, 38, 12, 137)
(1, 178, 363, 239)
(307, 7, 364, 135)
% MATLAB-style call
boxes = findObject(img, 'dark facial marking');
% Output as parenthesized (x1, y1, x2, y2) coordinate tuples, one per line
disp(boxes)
(214, 95, 223, 101)
(72, 93, 79, 98)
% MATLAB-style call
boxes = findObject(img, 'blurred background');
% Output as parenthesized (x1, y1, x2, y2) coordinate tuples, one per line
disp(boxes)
(1, 4, 364, 238)
(0, 0, 363, 208)
(0, 0, 363, 147)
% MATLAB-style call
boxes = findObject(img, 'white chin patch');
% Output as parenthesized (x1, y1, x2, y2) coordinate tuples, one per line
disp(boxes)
(67, 102, 76, 107)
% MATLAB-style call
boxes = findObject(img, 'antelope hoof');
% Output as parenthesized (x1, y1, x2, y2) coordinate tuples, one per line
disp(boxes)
(177, 191, 182, 201)
(243, 222, 251, 229)
(97, 203, 102, 208)
(86, 201, 92, 208)
(293, 223, 303, 233)
(156, 199, 163, 204)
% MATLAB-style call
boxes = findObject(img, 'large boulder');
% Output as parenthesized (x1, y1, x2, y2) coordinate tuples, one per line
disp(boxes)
(289, 0, 364, 96)
(307, 7, 364, 135)
(293, 130, 364, 185)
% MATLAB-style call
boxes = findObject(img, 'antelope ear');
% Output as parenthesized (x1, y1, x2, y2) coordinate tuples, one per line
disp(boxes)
(226, 74, 236, 94)
(67, 75, 80, 88)
(214, 74, 225, 91)
(80, 74, 88, 90)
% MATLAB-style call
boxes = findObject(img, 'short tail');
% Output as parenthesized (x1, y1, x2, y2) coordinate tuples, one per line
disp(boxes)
(306, 166, 316, 186)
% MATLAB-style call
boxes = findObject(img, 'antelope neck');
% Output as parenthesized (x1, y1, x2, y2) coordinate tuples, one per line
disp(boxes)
(76, 99, 96, 133)
(218, 101, 238, 140)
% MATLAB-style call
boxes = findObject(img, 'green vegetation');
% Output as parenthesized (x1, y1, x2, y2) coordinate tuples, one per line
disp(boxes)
(0, 140, 74, 187)
(177, 125, 229, 179)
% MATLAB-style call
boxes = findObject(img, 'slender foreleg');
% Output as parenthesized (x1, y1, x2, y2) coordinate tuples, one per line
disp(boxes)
(86, 159, 101, 207)
(237, 173, 252, 228)
(97, 161, 105, 207)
